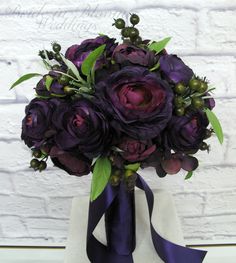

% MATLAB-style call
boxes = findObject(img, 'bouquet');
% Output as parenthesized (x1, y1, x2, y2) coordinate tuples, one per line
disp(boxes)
(12, 14, 223, 263)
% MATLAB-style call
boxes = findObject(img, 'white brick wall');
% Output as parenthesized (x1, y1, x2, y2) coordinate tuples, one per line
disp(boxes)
(0, 0, 236, 246)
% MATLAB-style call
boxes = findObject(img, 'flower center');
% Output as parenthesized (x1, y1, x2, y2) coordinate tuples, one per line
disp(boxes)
(73, 114, 85, 127)
(26, 115, 33, 126)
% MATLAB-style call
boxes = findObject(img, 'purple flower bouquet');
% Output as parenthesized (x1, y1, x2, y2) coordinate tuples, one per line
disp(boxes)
(12, 14, 223, 263)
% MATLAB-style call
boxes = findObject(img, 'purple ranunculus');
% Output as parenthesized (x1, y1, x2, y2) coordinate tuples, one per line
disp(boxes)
(35, 71, 66, 97)
(159, 55, 194, 84)
(118, 137, 156, 162)
(50, 146, 91, 177)
(52, 98, 110, 159)
(166, 112, 209, 153)
(21, 98, 58, 148)
(65, 35, 117, 69)
(96, 66, 174, 140)
(112, 44, 155, 67)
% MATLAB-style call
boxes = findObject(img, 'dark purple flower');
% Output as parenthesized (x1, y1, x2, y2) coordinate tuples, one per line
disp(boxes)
(35, 71, 65, 97)
(159, 55, 193, 84)
(65, 35, 117, 69)
(21, 98, 58, 148)
(50, 146, 91, 177)
(166, 112, 209, 153)
(112, 44, 155, 67)
(52, 99, 110, 158)
(205, 94, 215, 110)
(96, 66, 174, 140)
(118, 137, 156, 162)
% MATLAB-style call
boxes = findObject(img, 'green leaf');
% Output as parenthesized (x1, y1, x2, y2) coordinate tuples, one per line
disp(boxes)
(60, 55, 84, 83)
(90, 157, 111, 202)
(124, 163, 140, 172)
(148, 37, 171, 54)
(10, 73, 42, 89)
(204, 108, 224, 144)
(185, 171, 193, 180)
(81, 44, 106, 77)
(45, 75, 54, 91)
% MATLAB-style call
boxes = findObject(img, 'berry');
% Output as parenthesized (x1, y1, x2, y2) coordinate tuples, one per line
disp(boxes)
(63, 86, 75, 95)
(198, 81, 208, 93)
(174, 96, 184, 107)
(130, 14, 140, 25)
(52, 43, 61, 53)
(114, 18, 125, 29)
(189, 79, 200, 91)
(175, 107, 185, 116)
(200, 142, 208, 151)
(110, 175, 120, 186)
(30, 159, 40, 169)
(38, 161, 47, 172)
(133, 36, 142, 45)
(58, 75, 69, 85)
(54, 53, 62, 61)
(33, 149, 42, 158)
(38, 50, 46, 59)
(175, 83, 186, 95)
(52, 65, 61, 70)
(47, 51, 54, 60)
(121, 27, 131, 38)
(191, 97, 204, 109)
(129, 28, 139, 39)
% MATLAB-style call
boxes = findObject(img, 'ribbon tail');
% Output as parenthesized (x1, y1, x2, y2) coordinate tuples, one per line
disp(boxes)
(86, 183, 134, 263)
(136, 174, 207, 263)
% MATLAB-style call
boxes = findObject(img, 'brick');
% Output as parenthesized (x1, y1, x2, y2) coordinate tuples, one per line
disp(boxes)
(0, 103, 26, 139)
(26, 217, 69, 238)
(198, 10, 236, 53)
(205, 191, 236, 215)
(0, 215, 28, 237)
(131, 8, 197, 53)
(0, 194, 46, 216)
(47, 197, 73, 218)
(0, 60, 18, 100)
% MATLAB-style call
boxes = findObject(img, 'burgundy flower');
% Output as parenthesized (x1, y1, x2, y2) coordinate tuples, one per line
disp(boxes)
(52, 99, 110, 158)
(159, 55, 193, 84)
(166, 112, 209, 153)
(21, 98, 58, 148)
(50, 146, 91, 177)
(118, 137, 156, 162)
(65, 35, 117, 69)
(112, 44, 155, 67)
(96, 66, 174, 140)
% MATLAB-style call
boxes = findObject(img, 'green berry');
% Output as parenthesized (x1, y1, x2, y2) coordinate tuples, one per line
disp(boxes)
(38, 161, 47, 172)
(198, 81, 208, 93)
(54, 53, 62, 61)
(110, 175, 120, 186)
(133, 36, 142, 45)
(175, 107, 185, 116)
(58, 75, 69, 85)
(129, 27, 139, 39)
(174, 96, 184, 107)
(30, 159, 40, 169)
(38, 50, 46, 59)
(48, 51, 54, 60)
(52, 43, 61, 53)
(191, 97, 204, 109)
(130, 14, 140, 25)
(175, 83, 186, 95)
(200, 142, 208, 151)
(121, 27, 131, 38)
(189, 79, 201, 91)
(33, 150, 42, 159)
(63, 86, 75, 95)
(114, 18, 125, 29)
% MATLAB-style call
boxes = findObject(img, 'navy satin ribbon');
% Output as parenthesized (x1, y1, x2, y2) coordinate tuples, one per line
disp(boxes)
(87, 174, 207, 263)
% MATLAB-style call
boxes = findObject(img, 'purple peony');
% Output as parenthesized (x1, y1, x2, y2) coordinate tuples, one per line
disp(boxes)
(21, 98, 58, 148)
(159, 55, 193, 84)
(118, 137, 156, 162)
(96, 66, 174, 140)
(52, 98, 110, 158)
(35, 71, 65, 97)
(65, 35, 117, 69)
(50, 146, 91, 177)
(166, 112, 209, 153)
(112, 44, 155, 67)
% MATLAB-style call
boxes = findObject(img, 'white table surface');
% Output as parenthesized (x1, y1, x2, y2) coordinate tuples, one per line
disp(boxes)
(0, 245, 235, 263)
